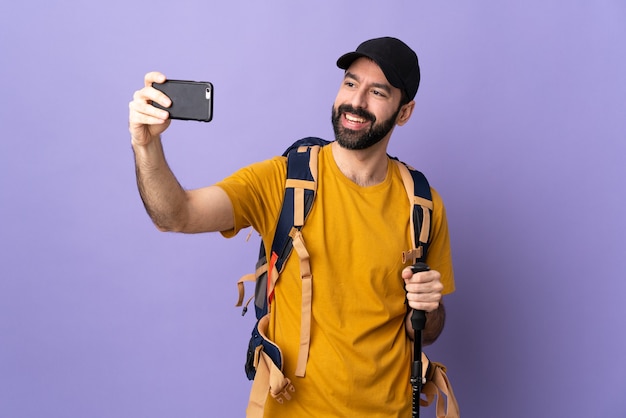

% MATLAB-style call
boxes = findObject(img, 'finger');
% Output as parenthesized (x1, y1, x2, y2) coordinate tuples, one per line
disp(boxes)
(133, 85, 172, 110)
(405, 276, 443, 295)
(406, 269, 441, 283)
(138, 72, 171, 109)
(401, 266, 415, 280)
(402, 266, 434, 280)
(406, 291, 441, 303)
(130, 112, 169, 126)
(406, 291, 442, 312)
(403, 270, 431, 284)
(405, 285, 443, 300)
(407, 299, 440, 313)
(144, 71, 167, 87)
(129, 98, 170, 122)
(130, 89, 170, 117)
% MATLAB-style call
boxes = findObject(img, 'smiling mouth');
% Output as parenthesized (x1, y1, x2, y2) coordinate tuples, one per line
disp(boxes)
(344, 113, 369, 124)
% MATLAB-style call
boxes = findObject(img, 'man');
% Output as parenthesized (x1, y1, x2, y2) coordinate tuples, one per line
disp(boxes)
(129, 37, 455, 417)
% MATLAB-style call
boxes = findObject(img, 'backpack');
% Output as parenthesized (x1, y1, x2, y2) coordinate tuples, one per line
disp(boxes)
(235, 138, 458, 417)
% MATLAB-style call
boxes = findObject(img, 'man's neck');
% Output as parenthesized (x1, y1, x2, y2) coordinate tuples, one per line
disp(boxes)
(331, 140, 390, 187)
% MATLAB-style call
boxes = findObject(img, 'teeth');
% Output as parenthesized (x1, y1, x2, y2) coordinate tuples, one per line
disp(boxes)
(345, 114, 366, 123)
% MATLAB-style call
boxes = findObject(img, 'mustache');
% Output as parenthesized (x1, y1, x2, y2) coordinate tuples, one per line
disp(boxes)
(336, 104, 376, 123)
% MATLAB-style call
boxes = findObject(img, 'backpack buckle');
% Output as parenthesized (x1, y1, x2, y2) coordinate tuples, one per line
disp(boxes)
(402, 246, 423, 264)
(272, 379, 295, 404)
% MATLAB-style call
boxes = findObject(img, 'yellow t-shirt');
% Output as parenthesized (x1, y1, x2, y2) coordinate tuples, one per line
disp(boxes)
(218, 144, 455, 417)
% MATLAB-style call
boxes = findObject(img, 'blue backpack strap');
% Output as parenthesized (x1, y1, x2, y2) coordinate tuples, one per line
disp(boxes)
(253, 137, 329, 319)
(409, 167, 432, 262)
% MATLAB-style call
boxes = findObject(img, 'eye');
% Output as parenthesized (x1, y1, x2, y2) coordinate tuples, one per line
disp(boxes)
(372, 89, 387, 98)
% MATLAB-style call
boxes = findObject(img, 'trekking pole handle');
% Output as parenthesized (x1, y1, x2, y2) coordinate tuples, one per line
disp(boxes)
(410, 262, 430, 331)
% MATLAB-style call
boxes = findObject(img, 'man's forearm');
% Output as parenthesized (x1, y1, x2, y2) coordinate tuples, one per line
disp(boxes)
(132, 136, 189, 232)
(405, 301, 446, 346)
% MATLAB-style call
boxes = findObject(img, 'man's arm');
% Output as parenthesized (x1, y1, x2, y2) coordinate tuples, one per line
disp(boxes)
(405, 301, 446, 345)
(129, 72, 234, 233)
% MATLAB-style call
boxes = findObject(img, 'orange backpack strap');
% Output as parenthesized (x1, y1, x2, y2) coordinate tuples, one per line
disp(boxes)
(246, 315, 295, 417)
(393, 160, 433, 265)
(290, 228, 312, 377)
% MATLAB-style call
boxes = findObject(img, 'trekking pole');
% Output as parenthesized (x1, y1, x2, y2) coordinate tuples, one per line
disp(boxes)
(410, 262, 430, 418)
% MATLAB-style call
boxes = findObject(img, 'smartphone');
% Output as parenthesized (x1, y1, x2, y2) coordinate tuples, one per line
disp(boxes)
(152, 79, 213, 122)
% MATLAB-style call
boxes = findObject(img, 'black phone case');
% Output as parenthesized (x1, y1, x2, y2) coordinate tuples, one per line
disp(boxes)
(152, 80, 213, 122)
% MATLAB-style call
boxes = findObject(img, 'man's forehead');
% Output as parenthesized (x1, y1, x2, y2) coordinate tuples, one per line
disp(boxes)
(343, 59, 397, 92)
(344, 70, 393, 94)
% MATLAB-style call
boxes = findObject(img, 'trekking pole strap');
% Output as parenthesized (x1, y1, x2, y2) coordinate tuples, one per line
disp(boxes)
(421, 361, 460, 418)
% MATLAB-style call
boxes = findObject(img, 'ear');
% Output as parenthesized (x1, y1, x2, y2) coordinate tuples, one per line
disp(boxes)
(395, 101, 415, 126)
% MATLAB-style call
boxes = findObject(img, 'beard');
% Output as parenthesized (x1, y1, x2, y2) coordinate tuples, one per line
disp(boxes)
(331, 104, 400, 150)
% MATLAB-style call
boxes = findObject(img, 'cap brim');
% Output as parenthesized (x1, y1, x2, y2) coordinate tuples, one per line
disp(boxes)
(336, 52, 368, 70)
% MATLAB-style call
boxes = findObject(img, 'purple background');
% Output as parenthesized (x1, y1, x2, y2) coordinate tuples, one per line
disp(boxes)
(1, 1, 625, 417)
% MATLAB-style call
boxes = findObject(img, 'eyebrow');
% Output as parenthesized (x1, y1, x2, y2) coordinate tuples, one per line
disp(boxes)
(344, 71, 393, 95)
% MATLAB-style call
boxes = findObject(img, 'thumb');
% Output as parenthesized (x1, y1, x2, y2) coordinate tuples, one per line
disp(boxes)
(401, 266, 414, 281)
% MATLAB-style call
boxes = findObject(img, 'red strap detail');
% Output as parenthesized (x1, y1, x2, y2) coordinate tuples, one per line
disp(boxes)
(267, 252, 279, 304)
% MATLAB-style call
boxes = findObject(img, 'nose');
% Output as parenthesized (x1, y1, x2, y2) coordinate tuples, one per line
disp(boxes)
(349, 87, 368, 110)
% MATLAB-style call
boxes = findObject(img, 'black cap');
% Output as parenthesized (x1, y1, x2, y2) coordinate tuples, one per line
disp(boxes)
(336, 37, 421, 100)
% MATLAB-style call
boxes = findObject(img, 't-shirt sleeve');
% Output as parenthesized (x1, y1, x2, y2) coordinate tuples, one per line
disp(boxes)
(215, 156, 287, 239)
